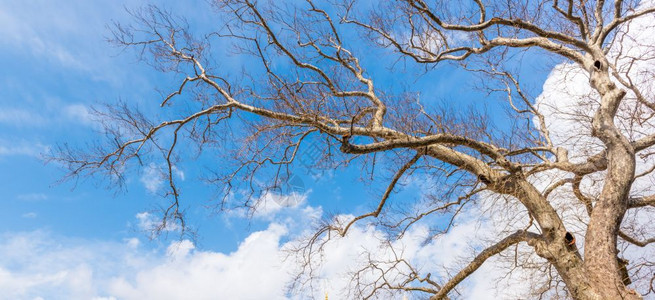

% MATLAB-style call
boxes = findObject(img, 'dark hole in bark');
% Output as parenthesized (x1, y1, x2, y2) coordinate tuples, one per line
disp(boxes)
(594, 60, 601, 70)
(565, 232, 575, 246)
(478, 174, 491, 184)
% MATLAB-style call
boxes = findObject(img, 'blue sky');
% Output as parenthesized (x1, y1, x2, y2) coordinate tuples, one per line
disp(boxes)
(1, 0, 156, 236)
(0, 0, 475, 246)
(0, 0, 259, 252)
(0, 1, 568, 299)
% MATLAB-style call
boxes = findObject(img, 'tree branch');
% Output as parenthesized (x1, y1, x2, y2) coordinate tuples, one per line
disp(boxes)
(430, 230, 544, 299)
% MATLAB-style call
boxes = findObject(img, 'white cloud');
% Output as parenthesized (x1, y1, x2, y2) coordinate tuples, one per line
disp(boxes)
(135, 212, 179, 233)
(140, 163, 165, 194)
(252, 191, 308, 219)
(0, 231, 137, 300)
(0, 214, 499, 300)
(0, 108, 47, 127)
(0, 139, 49, 158)
(125, 238, 140, 249)
(17, 193, 48, 201)
(224, 174, 312, 221)
(0, 101, 99, 129)
(63, 104, 95, 126)
(110, 224, 295, 300)
(172, 166, 185, 181)
(0, 226, 297, 300)
(0, 193, 545, 300)
(139, 163, 187, 195)
(21, 212, 37, 219)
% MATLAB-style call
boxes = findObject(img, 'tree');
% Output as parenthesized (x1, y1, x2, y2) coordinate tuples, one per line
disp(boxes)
(56, 0, 655, 299)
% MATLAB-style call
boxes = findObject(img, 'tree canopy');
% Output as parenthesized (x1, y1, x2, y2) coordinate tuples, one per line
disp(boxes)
(57, 0, 655, 299)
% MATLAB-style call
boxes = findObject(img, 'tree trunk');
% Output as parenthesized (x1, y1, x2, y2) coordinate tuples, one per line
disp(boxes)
(583, 56, 641, 299)
(584, 149, 637, 299)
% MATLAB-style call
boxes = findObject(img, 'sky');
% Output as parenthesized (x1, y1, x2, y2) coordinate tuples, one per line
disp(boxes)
(0, 1, 475, 298)
(1, 0, 653, 299)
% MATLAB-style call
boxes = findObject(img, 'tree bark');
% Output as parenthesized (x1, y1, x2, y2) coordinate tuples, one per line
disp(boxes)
(516, 180, 600, 300)
(584, 54, 640, 299)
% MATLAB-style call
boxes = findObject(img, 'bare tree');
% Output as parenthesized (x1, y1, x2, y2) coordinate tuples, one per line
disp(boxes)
(55, 0, 655, 299)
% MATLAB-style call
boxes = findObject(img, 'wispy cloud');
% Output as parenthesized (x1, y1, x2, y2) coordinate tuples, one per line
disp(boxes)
(0, 102, 98, 129)
(21, 212, 37, 219)
(140, 164, 164, 194)
(63, 104, 95, 126)
(135, 212, 179, 233)
(16, 193, 48, 201)
(252, 191, 309, 219)
(139, 163, 187, 194)
(0, 2, 103, 71)
(0, 140, 49, 158)
(0, 108, 47, 127)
